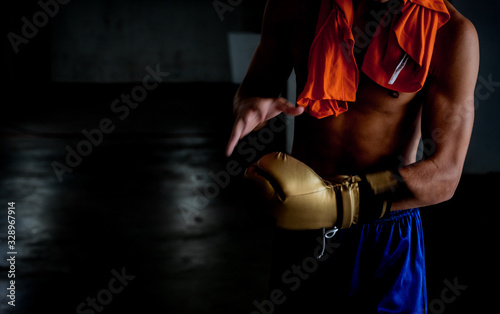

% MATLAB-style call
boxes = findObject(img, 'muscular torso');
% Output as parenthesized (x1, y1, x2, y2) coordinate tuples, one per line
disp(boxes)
(288, 0, 424, 178)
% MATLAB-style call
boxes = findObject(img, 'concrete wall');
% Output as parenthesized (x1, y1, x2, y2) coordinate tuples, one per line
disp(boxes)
(50, 0, 265, 82)
(452, 0, 500, 174)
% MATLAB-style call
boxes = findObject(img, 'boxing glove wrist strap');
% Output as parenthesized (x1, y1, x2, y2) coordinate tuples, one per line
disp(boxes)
(356, 170, 402, 224)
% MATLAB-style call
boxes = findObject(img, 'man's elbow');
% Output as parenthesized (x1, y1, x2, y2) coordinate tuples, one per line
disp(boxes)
(439, 179, 459, 203)
(426, 168, 462, 205)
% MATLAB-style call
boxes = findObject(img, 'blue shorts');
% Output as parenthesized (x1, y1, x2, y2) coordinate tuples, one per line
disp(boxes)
(268, 208, 426, 314)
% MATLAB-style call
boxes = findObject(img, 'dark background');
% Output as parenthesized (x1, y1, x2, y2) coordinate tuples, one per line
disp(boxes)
(1, 0, 499, 313)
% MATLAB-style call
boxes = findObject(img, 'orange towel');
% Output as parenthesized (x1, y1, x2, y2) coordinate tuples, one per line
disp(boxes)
(297, 0, 450, 119)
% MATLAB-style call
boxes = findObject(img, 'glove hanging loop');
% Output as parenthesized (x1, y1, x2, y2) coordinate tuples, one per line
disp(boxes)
(317, 226, 338, 260)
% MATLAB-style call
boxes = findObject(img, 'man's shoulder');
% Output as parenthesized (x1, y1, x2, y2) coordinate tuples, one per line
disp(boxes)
(436, 1, 478, 50)
(261, 0, 319, 44)
(431, 1, 479, 74)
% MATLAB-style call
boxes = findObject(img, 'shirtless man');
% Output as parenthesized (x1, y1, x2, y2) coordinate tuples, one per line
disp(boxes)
(226, 0, 479, 312)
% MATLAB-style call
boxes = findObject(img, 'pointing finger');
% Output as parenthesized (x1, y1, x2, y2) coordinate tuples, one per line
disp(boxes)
(225, 119, 244, 157)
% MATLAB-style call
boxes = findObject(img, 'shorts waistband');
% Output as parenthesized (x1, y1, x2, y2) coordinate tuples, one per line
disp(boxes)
(375, 208, 419, 223)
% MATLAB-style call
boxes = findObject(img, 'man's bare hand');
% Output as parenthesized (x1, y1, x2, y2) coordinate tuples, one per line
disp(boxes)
(225, 97, 304, 157)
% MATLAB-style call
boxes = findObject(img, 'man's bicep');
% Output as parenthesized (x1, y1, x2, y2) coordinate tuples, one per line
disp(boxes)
(421, 19, 479, 167)
(421, 88, 474, 169)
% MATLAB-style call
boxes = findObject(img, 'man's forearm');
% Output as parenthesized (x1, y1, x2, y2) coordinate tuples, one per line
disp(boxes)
(390, 159, 462, 211)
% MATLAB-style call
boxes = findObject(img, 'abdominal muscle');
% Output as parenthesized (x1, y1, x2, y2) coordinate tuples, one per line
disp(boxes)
(291, 75, 423, 179)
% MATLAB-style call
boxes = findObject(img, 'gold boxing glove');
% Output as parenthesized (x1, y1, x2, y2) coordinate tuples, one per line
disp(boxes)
(244, 152, 400, 230)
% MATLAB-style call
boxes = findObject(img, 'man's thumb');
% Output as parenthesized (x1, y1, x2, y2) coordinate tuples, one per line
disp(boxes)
(283, 103, 304, 116)
(276, 98, 304, 116)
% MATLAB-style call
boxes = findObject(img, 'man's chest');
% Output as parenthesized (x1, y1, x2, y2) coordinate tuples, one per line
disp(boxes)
(288, 5, 420, 110)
